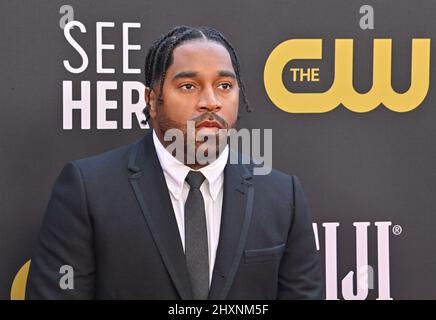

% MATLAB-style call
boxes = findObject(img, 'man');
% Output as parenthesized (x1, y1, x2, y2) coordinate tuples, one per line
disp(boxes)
(27, 26, 323, 299)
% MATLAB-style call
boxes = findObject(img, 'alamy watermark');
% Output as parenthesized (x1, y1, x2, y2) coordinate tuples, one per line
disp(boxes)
(163, 121, 272, 176)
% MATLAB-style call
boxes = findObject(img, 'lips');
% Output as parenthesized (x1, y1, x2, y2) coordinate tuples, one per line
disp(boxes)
(196, 120, 222, 129)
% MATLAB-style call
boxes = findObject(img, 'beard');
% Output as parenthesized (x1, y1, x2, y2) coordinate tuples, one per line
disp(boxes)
(155, 110, 235, 166)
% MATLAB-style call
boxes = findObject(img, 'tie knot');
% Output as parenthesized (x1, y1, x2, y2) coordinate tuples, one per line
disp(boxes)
(185, 171, 205, 189)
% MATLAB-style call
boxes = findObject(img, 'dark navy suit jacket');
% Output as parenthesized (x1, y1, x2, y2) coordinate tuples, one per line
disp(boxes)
(27, 130, 323, 299)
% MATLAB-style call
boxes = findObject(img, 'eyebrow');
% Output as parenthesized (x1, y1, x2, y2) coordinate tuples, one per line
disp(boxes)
(217, 70, 237, 79)
(172, 70, 237, 81)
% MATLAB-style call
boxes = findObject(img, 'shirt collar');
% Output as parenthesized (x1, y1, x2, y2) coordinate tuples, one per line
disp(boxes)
(152, 130, 228, 201)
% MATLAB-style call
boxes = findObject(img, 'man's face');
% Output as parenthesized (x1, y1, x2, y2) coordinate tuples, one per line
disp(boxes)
(147, 39, 240, 157)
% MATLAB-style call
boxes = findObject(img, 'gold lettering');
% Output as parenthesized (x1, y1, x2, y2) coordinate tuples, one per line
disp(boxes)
(264, 38, 430, 113)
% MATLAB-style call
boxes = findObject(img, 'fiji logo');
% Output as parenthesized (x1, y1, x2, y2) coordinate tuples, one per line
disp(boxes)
(312, 221, 402, 300)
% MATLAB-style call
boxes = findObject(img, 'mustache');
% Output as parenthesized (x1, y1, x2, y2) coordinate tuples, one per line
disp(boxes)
(190, 112, 228, 129)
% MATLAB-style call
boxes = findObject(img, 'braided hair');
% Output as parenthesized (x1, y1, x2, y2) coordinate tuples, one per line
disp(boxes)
(142, 25, 252, 126)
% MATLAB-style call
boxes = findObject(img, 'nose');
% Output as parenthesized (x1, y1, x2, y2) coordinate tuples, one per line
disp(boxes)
(197, 86, 222, 112)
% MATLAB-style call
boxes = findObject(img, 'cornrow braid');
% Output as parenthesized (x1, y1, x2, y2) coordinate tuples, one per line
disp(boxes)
(141, 26, 252, 126)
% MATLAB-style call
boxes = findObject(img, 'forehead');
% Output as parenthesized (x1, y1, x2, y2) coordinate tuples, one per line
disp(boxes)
(169, 40, 235, 73)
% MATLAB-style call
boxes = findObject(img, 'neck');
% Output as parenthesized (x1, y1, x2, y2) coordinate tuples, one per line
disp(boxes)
(154, 128, 227, 170)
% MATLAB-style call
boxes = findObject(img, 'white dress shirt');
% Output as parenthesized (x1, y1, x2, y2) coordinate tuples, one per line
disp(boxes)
(152, 130, 228, 285)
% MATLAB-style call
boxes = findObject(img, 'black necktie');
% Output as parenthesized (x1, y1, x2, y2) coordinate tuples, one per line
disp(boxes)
(184, 170, 209, 300)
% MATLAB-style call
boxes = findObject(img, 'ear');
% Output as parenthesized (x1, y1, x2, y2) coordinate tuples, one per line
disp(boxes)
(144, 86, 157, 119)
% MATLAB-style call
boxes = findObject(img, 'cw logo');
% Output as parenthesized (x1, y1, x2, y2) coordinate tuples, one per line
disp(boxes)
(264, 38, 431, 113)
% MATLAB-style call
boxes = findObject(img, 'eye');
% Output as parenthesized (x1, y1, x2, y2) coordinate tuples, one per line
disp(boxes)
(218, 83, 233, 90)
(180, 83, 196, 91)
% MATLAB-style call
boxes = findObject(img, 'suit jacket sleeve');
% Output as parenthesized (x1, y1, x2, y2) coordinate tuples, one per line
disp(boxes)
(277, 175, 324, 299)
(26, 161, 95, 299)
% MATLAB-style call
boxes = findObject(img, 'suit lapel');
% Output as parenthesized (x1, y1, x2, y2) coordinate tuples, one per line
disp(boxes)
(127, 131, 193, 300)
(208, 153, 255, 300)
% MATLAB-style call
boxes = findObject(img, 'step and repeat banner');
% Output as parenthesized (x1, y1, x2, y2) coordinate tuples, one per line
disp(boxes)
(1, 0, 435, 299)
